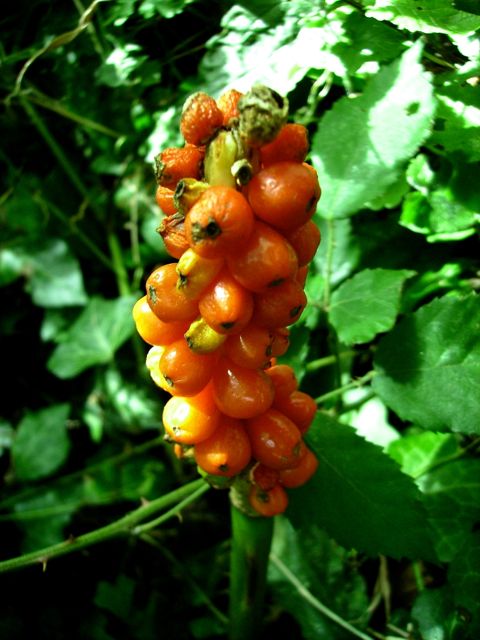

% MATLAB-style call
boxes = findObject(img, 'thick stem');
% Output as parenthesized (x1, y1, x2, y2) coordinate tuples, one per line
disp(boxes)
(228, 505, 274, 640)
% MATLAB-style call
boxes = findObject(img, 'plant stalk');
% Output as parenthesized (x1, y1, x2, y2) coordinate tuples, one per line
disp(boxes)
(228, 505, 274, 640)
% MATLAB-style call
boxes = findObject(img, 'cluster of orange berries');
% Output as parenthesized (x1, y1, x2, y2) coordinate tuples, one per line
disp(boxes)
(133, 86, 321, 517)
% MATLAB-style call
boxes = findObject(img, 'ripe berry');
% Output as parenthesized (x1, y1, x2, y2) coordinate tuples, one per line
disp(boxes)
(133, 296, 189, 346)
(180, 92, 223, 145)
(146, 263, 199, 323)
(246, 408, 303, 470)
(246, 161, 321, 232)
(194, 416, 252, 477)
(248, 483, 288, 517)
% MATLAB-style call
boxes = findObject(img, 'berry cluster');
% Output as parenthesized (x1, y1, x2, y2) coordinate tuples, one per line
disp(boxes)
(133, 86, 321, 517)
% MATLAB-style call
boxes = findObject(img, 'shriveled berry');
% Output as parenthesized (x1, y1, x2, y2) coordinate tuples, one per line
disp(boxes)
(180, 92, 223, 145)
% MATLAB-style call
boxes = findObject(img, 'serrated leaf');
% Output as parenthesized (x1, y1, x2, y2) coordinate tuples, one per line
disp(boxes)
(387, 431, 459, 478)
(12, 404, 71, 481)
(288, 413, 435, 560)
(364, 0, 480, 35)
(312, 41, 435, 219)
(47, 296, 136, 379)
(373, 294, 480, 434)
(329, 268, 415, 345)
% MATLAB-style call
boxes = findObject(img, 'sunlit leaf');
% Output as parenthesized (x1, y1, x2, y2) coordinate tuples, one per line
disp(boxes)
(373, 294, 480, 434)
(312, 41, 435, 218)
(47, 296, 136, 378)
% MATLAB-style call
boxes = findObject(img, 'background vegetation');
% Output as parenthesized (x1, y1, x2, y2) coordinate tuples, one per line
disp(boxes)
(1, 1, 479, 638)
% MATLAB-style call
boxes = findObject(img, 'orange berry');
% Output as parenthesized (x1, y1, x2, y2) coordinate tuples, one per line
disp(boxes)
(248, 483, 288, 517)
(285, 219, 321, 267)
(159, 338, 217, 396)
(251, 463, 279, 491)
(265, 364, 298, 397)
(224, 325, 273, 369)
(163, 383, 220, 444)
(155, 185, 177, 216)
(270, 328, 290, 358)
(155, 145, 204, 189)
(212, 358, 274, 419)
(217, 88, 243, 126)
(185, 186, 255, 259)
(133, 296, 189, 346)
(246, 161, 321, 232)
(273, 390, 317, 434)
(279, 446, 318, 488)
(295, 265, 309, 288)
(253, 279, 307, 328)
(226, 220, 298, 293)
(246, 408, 303, 470)
(194, 416, 252, 477)
(146, 263, 199, 323)
(199, 268, 254, 335)
(158, 213, 190, 259)
(259, 123, 309, 167)
(180, 92, 223, 145)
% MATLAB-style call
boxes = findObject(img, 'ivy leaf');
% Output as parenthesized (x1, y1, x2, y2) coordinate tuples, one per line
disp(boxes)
(364, 0, 480, 35)
(448, 532, 480, 636)
(12, 404, 71, 481)
(47, 296, 136, 379)
(312, 40, 435, 219)
(329, 268, 415, 345)
(23, 239, 88, 308)
(373, 294, 480, 434)
(288, 413, 436, 560)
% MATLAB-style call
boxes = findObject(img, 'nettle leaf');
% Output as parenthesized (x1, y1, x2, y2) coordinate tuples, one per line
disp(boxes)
(288, 413, 435, 560)
(47, 296, 136, 379)
(23, 239, 88, 308)
(329, 268, 415, 345)
(373, 294, 480, 434)
(12, 404, 71, 481)
(364, 0, 480, 35)
(312, 41, 435, 219)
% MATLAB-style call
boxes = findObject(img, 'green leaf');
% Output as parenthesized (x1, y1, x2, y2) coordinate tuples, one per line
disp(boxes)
(288, 413, 435, 560)
(269, 517, 369, 639)
(454, 0, 480, 15)
(448, 532, 480, 636)
(12, 404, 71, 481)
(200, 3, 333, 96)
(387, 431, 459, 478)
(329, 268, 415, 345)
(24, 239, 88, 307)
(412, 587, 466, 640)
(47, 296, 136, 379)
(312, 41, 435, 219)
(430, 85, 480, 162)
(373, 294, 480, 434)
(138, 0, 197, 19)
(364, 0, 480, 35)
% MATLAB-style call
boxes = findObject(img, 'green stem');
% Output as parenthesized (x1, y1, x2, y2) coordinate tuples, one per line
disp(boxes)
(228, 505, 274, 640)
(107, 229, 131, 297)
(315, 370, 376, 405)
(306, 351, 356, 373)
(0, 478, 206, 574)
(270, 554, 374, 640)
(323, 218, 335, 310)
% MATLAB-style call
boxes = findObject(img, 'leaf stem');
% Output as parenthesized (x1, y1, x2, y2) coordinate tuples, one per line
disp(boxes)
(315, 370, 376, 405)
(107, 229, 131, 297)
(323, 218, 335, 310)
(0, 478, 206, 574)
(228, 505, 273, 640)
(306, 351, 356, 372)
(270, 553, 374, 640)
